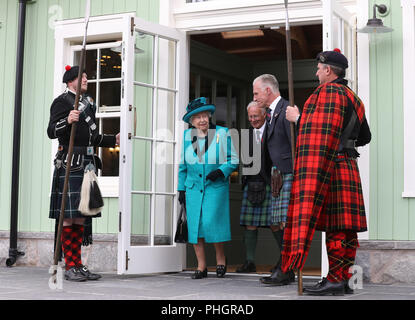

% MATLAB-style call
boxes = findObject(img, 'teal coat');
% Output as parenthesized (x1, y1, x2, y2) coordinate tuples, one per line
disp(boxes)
(178, 125, 239, 244)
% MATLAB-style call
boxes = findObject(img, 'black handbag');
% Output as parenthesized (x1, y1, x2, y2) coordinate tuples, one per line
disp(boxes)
(247, 180, 266, 205)
(174, 205, 188, 243)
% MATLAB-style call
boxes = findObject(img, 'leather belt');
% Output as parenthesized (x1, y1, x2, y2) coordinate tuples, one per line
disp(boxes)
(58, 145, 95, 155)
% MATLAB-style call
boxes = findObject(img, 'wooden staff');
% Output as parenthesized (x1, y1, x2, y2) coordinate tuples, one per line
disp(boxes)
(284, 0, 303, 295)
(51, 0, 91, 283)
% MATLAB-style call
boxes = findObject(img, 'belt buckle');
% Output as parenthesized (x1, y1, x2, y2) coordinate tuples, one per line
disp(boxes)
(87, 146, 94, 155)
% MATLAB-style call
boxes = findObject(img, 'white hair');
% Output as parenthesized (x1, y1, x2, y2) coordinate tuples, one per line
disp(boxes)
(246, 101, 265, 114)
(253, 74, 280, 94)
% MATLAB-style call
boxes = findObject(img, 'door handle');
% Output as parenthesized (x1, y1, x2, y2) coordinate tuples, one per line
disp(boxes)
(129, 104, 137, 137)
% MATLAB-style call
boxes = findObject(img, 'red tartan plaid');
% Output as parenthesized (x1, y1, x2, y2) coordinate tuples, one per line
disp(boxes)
(343, 231, 359, 281)
(62, 226, 75, 271)
(326, 231, 359, 282)
(71, 224, 84, 267)
(316, 154, 367, 231)
(281, 82, 367, 273)
(326, 231, 346, 283)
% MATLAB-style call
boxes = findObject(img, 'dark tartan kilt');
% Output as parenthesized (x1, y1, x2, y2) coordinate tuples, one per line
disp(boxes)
(270, 173, 293, 225)
(240, 184, 273, 227)
(49, 155, 101, 220)
(316, 155, 367, 232)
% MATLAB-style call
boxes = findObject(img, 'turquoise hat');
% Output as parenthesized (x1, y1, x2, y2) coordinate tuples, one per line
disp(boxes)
(182, 97, 215, 123)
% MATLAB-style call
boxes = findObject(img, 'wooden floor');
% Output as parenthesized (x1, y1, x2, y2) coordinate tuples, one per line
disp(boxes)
(186, 265, 321, 276)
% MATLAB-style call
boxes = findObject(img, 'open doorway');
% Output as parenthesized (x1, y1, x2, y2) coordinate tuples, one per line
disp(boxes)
(186, 24, 323, 275)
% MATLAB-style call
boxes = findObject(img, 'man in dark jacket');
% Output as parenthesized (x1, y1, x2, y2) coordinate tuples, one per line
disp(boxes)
(47, 65, 120, 282)
(252, 74, 295, 286)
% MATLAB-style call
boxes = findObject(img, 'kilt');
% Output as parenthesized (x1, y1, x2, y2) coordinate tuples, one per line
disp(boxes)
(316, 154, 367, 232)
(270, 173, 293, 225)
(49, 155, 101, 220)
(240, 184, 272, 227)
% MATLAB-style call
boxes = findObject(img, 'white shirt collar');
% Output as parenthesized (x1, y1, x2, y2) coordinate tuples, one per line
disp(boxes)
(254, 121, 266, 142)
(269, 95, 281, 113)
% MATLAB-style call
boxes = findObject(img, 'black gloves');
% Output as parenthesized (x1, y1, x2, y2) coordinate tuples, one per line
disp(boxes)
(178, 191, 186, 205)
(206, 169, 224, 182)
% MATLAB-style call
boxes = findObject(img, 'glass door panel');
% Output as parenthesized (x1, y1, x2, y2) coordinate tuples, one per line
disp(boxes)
(130, 193, 151, 246)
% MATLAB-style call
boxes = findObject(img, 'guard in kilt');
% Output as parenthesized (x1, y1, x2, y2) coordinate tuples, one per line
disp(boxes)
(47, 65, 120, 282)
(236, 102, 272, 273)
(251, 74, 295, 286)
(283, 49, 371, 295)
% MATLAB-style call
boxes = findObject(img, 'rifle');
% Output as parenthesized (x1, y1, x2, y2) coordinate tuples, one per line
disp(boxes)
(284, 0, 303, 296)
(50, 0, 91, 284)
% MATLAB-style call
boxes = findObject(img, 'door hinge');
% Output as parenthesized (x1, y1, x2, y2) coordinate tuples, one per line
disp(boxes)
(131, 17, 135, 36)
(119, 212, 122, 232)
(126, 250, 130, 270)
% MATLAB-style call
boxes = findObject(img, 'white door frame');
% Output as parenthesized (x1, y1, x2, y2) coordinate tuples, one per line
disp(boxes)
(161, 0, 371, 278)
(118, 16, 187, 275)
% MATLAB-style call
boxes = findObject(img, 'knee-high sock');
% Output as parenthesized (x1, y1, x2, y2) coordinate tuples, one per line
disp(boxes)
(272, 229, 284, 267)
(343, 231, 358, 281)
(244, 229, 258, 263)
(326, 231, 346, 283)
(71, 224, 84, 268)
(62, 226, 75, 271)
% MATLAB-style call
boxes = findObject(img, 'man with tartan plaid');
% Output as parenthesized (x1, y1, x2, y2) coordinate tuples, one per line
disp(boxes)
(47, 65, 120, 282)
(284, 49, 371, 295)
(251, 74, 296, 286)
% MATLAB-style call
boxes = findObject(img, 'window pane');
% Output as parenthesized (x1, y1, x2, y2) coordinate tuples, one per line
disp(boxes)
(134, 85, 153, 138)
(100, 48, 122, 79)
(156, 90, 175, 139)
(74, 49, 97, 80)
(100, 118, 120, 177)
(154, 142, 174, 193)
(131, 194, 150, 246)
(86, 82, 96, 102)
(132, 139, 152, 192)
(135, 32, 154, 84)
(158, 37, 176, 89)
(99, 81, 121, 111)
(154, 195, 174, 245)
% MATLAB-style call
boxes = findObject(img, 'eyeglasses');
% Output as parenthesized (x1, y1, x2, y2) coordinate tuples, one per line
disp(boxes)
(248, 115, 263, 120)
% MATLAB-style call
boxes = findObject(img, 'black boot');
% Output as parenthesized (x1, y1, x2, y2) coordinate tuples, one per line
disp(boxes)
(303, 278, 344, 296)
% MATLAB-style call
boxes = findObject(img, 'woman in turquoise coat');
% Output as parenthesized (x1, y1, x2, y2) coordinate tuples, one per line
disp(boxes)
(178, 97, 239, 279)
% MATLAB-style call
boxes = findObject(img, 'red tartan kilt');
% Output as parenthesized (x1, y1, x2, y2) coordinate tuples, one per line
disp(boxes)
(316, 154, 367, 232)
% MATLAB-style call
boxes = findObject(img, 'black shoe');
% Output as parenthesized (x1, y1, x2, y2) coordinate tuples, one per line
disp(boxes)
(78, 265, 102, 280)
(191, 268, 208, 279)
(236, 261, 256, 273)
(344, 280, 354, 294)
(260, 268, 292, 286)
(64, 267, 88, 282)
(303, 278, 344, 296)
(216, 258, 227, 278)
